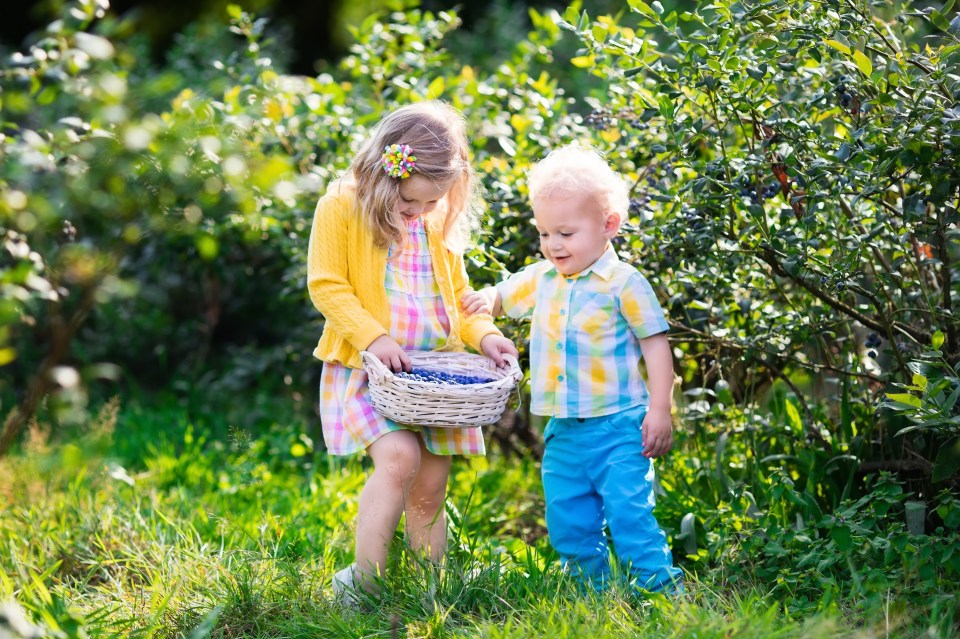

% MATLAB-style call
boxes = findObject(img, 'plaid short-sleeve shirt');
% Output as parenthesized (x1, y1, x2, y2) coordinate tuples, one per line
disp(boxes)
(497, 245, 669, 418)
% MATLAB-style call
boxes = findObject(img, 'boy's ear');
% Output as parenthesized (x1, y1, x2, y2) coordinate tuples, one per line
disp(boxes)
(604, 212, 622, 237)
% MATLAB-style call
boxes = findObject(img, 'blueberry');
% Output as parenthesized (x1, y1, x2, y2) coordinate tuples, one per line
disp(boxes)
(398, 368, 496, 385)
(868, 350, 878, 358)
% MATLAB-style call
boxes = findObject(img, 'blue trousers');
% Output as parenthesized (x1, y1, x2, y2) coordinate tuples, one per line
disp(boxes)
(542, 405, 682, 592)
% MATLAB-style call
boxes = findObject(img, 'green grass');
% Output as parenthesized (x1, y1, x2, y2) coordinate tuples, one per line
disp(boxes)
(0, 396, 954, 638)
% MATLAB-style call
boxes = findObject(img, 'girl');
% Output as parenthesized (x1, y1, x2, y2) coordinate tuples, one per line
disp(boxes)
(306, 101, 518, 603)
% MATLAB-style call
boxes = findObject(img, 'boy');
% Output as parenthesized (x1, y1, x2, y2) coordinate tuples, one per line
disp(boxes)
(462, 145, 682, 593)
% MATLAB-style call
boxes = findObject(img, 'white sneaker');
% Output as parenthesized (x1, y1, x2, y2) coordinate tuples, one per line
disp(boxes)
(332, 564, 360, 609)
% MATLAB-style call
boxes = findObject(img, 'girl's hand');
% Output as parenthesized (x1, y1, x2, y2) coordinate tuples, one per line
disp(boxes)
(366, 335, 411, 373)
(640, 407, 674, 458)
(461, 288, 500, 316)
(480, 334, 519, 367)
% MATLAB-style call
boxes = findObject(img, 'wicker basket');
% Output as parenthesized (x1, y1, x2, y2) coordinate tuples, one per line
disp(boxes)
(360, 350, 523, 427)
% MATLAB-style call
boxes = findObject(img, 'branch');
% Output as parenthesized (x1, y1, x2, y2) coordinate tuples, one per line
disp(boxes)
(765, 360, 832, 450)
(756, 246, 930, 345)
(667, 319, 885, 383)
(0, 286, 96, 459)
(936, 203, 957, 357)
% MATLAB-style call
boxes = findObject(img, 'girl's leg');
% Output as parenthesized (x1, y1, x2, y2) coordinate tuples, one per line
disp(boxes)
(355, 429, 423, 588)
(404, 437, 452, 562)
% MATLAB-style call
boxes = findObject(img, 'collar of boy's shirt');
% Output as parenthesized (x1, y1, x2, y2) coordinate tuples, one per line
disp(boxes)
(546, 242, 619, 281)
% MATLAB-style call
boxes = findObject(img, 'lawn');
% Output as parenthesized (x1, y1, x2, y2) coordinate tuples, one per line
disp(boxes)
(1, 394, 954, 639)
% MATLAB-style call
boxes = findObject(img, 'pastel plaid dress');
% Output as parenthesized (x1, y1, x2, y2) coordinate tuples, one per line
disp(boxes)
(319, 217, 486, 456)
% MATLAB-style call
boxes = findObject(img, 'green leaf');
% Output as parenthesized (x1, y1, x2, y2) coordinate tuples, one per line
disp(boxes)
(746, 65, 767, 81)
(714, 431, 731, 491)
(426, 76, 445, 99)
(591, 24, 608, 44)
(950, 15, 960, 35)
(196, 234, 219, 260)
(0, 347, 16, 366)
(912, 373, 928, 392)
(830, 524, 853, 551)
(658, 94, 675, 119)
(932, 437, 960, 482)
(885, 392, 921, 408)
(944, 382, 960, 412)
(853, 50, 873, 77)
(627, 0, 660, 20)
(679, 512, 698, 556)
(930, 9, 951, 31)
(577, 9, 589, 31)
(932, 330, 945, 350)
(785, 400, 803, 432)
(570, 55, 595, 68)
(824, 39, 851, 55)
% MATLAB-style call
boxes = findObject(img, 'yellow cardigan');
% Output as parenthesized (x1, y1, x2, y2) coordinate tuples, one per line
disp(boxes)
(307, 183, 501, 369)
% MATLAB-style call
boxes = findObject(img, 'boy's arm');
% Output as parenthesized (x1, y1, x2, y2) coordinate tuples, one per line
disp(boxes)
(463, 261, 545, 321)
(449, 251, 503, 346)
(461, 287, 502, 317)
(619, 270, 674, 458)
(639, 332, 675, 458)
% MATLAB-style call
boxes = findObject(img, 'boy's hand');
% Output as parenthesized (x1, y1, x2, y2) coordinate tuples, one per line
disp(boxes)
(641, 407, 673, 458)
(461, 287, 500, 316)
(480, 334, 519, 367)
(366, 335, 411, 373)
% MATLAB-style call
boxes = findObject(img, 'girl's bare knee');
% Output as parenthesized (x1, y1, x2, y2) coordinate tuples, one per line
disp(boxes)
(415, 473, 448, 504)
(410, 456, 451, 509)
(369, 431, 422, 481)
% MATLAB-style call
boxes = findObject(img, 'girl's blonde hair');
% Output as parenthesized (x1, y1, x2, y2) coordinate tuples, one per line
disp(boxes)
(527, 145, 630, 219)
(340, 101, 481, 250)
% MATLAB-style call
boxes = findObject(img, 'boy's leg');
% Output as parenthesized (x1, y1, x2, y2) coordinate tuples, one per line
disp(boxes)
(592, 408, 682, 592)
(542, 418, 609, 587)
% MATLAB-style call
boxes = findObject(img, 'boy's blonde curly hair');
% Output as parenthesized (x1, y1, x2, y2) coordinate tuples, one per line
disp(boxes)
(527, 144, 630, 219)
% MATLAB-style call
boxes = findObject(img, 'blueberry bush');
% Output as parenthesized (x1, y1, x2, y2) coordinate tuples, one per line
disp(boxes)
(556, 0, 960, 496)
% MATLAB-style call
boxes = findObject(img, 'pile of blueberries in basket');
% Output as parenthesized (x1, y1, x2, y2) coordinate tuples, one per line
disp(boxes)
(395, 368, 494, 385)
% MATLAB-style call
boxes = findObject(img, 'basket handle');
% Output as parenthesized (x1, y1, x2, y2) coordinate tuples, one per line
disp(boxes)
(359, 350, 393, 385)
(502, 353, 523, 384)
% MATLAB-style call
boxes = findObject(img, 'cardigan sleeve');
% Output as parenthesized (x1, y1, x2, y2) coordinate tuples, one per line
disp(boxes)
(449, 249, 502, 351)
(307, 191, 387, 351)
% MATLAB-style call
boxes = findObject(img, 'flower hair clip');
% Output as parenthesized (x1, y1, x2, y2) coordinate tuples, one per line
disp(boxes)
(381, 143, 417, 178)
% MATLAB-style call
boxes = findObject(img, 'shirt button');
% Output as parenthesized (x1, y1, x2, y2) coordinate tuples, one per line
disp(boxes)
(558, 374, 565, 381)
(559, 309, 566, 315)
(556, 342, 563, 350)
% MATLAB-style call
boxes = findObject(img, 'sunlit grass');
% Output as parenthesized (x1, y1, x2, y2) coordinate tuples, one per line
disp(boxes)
(0, 397, 954, 638)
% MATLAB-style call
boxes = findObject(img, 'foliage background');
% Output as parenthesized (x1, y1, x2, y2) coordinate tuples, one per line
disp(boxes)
(1, 0, 959, 637)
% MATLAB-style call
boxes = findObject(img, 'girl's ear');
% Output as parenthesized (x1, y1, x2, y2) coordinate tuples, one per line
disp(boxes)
(603, 212, 622, 237)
